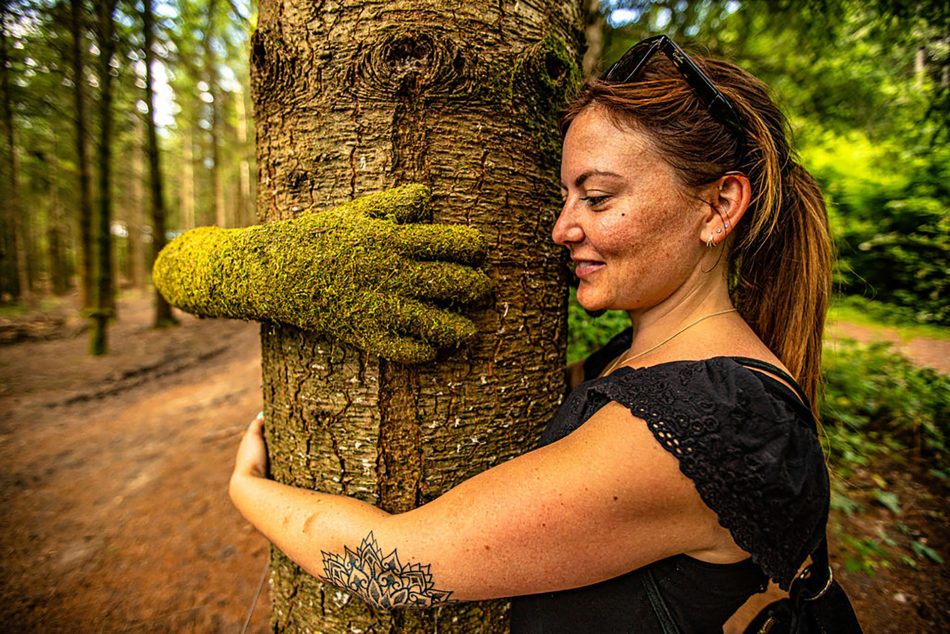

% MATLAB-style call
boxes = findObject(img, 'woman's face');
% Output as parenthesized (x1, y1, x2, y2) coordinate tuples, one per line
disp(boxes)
(554, 107, 709, 314)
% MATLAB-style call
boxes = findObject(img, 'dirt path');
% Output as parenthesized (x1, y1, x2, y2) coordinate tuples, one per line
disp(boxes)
(826, 319, 949, 375)
(0, 292, 945, 632)
(0, 292, 269, 632)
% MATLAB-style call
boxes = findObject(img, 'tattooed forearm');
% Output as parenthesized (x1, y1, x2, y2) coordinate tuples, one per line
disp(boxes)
(321, 532, 457, 609)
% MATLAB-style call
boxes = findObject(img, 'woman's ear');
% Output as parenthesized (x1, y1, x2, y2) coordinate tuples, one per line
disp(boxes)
(700, 172, 751, 247)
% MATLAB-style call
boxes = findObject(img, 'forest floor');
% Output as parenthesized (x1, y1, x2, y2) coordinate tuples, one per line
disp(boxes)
(0, 290, 946, 633)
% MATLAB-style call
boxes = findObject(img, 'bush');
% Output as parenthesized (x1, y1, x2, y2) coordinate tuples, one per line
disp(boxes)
(803, 131, 949, 325)
(566, 288, 629, 364)
(821, 340, 949, 474)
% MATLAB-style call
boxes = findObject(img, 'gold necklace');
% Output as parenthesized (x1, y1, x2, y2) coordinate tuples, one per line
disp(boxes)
(601, 308, 738, 376)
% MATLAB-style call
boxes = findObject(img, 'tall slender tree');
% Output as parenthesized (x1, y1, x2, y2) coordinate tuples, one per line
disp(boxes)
(234, 82, 251, 227)
(69, 0, 94, 309)
(142, 0, 175, 327)
(46, 151, 69, 295)
(202, 0, 225, 227)
(90, 0, 119, 355)
(127, 110, 146, 290)
(0, 0, 28, 305)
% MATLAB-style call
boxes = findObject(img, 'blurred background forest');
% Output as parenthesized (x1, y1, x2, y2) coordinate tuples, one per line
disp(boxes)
(0, 0, 947, 631)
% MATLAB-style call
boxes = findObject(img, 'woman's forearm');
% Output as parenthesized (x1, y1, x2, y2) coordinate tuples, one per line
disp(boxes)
(229, 474, 464, 609)
(228, 473, 390, 580)
(228, 416, 462, 609)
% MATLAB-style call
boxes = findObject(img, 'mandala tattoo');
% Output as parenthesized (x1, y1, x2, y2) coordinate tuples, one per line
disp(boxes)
(321, 532, 457, 609)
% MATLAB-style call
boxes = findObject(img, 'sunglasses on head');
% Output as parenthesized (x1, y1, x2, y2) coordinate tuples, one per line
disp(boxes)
(602, 35, 744, 144)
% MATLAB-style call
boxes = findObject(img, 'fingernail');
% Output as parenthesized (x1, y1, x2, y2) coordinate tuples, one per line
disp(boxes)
(256, 411, 264, 420)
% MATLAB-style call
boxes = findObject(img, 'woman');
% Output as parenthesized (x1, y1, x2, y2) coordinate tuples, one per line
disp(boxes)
(230, 36, 834, 631)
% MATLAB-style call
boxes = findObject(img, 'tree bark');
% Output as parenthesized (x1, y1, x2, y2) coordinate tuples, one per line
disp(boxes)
(90, 0, 118, 355)
(142, 0, 176, 327)
(251, 0, 581, 631)
(69, 0, 94, 309)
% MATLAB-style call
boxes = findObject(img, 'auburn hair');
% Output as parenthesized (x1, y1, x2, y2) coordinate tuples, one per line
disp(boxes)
(561, 51, 833, 416)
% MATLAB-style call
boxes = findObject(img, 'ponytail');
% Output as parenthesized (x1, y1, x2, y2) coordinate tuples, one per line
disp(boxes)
(731, 162, 832, 414)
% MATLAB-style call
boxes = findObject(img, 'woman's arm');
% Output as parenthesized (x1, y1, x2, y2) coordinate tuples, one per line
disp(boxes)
(230, 404, 738, 608)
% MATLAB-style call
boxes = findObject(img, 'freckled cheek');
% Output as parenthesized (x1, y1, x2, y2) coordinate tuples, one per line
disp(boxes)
(589, 215, 640, 256)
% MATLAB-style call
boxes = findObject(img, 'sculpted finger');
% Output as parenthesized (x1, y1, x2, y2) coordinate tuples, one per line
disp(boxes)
(359, 330, 437, 364)
(402, 261, 493, 306)
(345, 184, 431, 224)
(377, 296, 479, 349)
(391, 223, 488, 265)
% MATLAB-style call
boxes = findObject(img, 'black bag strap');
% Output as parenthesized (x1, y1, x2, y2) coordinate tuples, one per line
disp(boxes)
(790, 536, 864, 633)
(642, 567, 683, 634)
(791, 537, 833, 604)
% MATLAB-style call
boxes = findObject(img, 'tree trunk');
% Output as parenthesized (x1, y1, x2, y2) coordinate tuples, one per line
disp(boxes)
(0, 3, 28, 305)
(70, 0, 95, 310)
(180, 125, 196, 230)
(47, 153, 70, 295)
(251, 0, 581, 631)
(128, 111, 146, 290)
(90, 0, 118, 355)
(235, 85, 251, 226)
(583, 0, 605, 78)
(181, 125, 196, 229)
(203, 0, 226, 228)
(142, 0, 176, 327)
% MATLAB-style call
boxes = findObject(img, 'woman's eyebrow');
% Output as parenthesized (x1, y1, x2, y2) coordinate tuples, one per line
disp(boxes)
(573, 170, 624, 188)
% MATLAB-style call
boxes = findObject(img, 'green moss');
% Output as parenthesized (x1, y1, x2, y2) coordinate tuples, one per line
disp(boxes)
(153, 185, 491, 363)
(508, 34, 581, 168)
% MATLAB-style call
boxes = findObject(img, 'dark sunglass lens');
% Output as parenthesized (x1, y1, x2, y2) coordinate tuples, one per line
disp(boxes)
(603, 39, 656, 83)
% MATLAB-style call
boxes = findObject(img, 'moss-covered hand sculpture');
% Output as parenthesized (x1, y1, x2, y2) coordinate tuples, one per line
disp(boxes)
(153, 185, 491, 363)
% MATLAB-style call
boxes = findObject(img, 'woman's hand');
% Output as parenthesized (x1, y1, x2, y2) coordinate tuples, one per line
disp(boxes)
(232, 412, 268, 480)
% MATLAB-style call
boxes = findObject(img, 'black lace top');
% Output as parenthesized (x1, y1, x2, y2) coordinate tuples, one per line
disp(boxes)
(510, 329, 830, 633)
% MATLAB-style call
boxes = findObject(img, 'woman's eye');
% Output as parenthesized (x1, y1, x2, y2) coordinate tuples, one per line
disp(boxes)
(582, 195, 609, 207)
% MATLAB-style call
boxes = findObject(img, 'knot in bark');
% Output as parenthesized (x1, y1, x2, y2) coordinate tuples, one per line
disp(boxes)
(353, 30, 468, 101)
(250, 26, 297, 104)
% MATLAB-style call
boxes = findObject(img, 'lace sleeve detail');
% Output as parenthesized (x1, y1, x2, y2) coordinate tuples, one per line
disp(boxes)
(590, 359, 829, 590)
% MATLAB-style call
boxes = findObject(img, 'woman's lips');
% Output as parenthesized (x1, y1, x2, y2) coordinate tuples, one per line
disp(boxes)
(574, 261, 605, 279)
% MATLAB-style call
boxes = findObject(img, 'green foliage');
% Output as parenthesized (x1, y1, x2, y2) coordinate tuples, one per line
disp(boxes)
(821, 339, 949, 472)
(803, 134, 949, 324)
(872, 488, 902, 515)
(566, 288, 629, 364)
(841, 533, 892, 574)
(838, 522, 945, 576)
(911, 539, 944, 564)
(600, 1, 949, 323)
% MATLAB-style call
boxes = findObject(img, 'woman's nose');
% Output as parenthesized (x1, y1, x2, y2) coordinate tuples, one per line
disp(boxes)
(552, 204, 584, 246)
